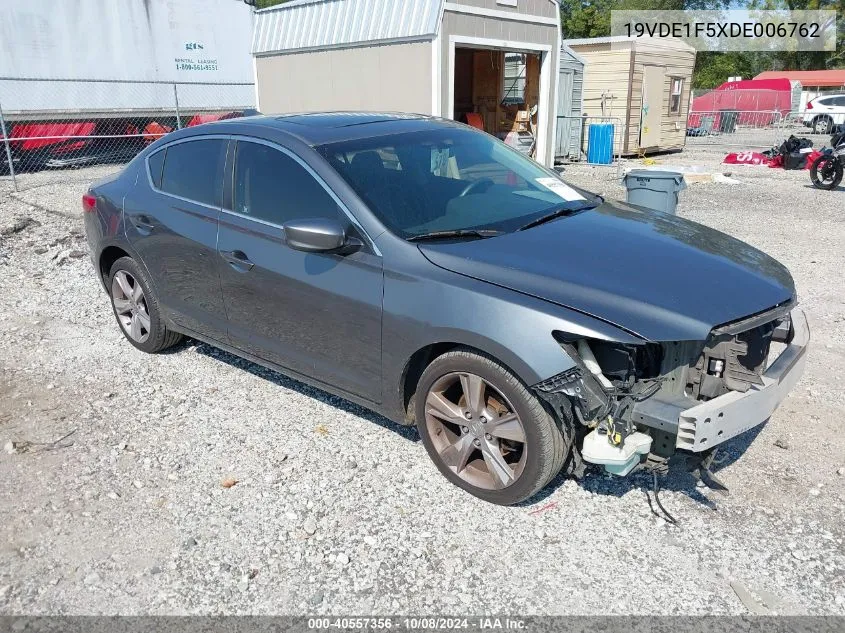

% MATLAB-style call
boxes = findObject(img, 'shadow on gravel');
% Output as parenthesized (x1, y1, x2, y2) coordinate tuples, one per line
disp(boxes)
(803, 184, 844, 192)
(520, 424, 765, 511)
(173, 337, 767, 512)
(183, 338, 420, 443)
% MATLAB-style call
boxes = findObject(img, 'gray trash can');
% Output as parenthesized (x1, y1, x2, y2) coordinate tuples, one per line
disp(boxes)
(622, 169, 687, 215)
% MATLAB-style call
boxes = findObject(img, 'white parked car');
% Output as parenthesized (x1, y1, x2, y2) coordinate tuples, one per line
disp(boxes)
(803, 94, 845, 134)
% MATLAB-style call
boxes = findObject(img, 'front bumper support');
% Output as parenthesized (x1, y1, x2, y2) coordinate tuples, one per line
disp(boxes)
(632, 309, 810, 453)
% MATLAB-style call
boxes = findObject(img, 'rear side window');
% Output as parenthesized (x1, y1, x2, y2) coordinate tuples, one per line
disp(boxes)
(233, 141, 341, 226)
(147, 149, 165, 189)
(833, 96, 845, 107)
(159, 139, 226, 207)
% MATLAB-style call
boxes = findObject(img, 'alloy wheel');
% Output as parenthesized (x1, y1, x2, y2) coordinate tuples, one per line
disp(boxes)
(111, 270, 151, 343)
(424, 372, 527, 490)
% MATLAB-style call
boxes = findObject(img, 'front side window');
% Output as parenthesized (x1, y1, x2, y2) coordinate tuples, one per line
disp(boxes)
(159, 139, 226, 207)
(317, 127, 599, 239)
(233, 141, 341, 226)
(669, 77, 685, 115)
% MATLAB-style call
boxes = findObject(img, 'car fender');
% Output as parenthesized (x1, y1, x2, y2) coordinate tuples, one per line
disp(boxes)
(381, 265, 643, 422)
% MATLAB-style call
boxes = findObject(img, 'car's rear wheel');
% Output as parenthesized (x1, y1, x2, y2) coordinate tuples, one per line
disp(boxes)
(415, 348, 569, 505)
(108, 256, 182, 353)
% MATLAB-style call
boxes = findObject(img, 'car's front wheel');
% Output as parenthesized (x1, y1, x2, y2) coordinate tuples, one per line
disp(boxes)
(108, 256, 182, 353)
(813, 116, 832, 135)
(415, 348, 570, 505)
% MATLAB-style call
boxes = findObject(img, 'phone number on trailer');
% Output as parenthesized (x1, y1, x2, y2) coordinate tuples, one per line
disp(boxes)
(623, 21, 823, 39)
(307, 618, 527, 630)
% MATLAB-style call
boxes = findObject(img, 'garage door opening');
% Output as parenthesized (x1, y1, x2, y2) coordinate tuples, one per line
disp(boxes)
(452, 47, 541, 158)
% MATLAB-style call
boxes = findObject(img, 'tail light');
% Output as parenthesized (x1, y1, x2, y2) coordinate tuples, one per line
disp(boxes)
(82, 193, 97, 213)
(807, 101, 813, 110)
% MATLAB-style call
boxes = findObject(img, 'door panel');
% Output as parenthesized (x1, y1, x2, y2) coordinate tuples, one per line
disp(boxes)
(125, 138, 229, 339)
(640, 65, 665, 148)
(217, 140, 383, 402)
(217, 213, 383, 401)
(556, 69, 576, 158)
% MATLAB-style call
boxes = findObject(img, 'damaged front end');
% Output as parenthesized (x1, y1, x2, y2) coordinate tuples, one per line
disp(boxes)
(534, 305, 810, 486)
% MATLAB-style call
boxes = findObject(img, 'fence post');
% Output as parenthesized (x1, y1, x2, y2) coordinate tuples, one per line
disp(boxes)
(0, 98, 17, 192)
(173, 83, 182, 130)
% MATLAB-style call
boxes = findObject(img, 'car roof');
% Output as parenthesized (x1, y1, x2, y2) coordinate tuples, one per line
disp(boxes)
(191, 112, 468, 146)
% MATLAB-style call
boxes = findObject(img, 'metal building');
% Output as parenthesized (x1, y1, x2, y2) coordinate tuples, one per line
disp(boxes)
(252, 0, 563, 166)
(554, 44, 585, 160)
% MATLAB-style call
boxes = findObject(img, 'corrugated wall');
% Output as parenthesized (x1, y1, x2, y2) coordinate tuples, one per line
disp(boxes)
(255, 41, 433, 114)
(450, 0, 559, 19)
(556, 46, 584, 159)
(253, 0, 441, 55)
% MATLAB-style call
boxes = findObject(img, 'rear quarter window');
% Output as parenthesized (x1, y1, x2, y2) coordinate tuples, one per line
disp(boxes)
(147, 149, 166, 189)
(159, 138, 226, 207)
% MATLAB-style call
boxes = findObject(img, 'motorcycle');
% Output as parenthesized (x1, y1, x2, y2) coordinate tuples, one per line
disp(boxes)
(810, 129, 845, 190)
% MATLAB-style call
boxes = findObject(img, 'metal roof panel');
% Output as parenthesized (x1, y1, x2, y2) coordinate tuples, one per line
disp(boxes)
(253, 0, 443, 55)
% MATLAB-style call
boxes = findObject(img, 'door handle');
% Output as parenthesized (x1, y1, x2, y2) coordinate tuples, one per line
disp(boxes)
(129, 214, 155, 234)
(220, 249, 255, 272)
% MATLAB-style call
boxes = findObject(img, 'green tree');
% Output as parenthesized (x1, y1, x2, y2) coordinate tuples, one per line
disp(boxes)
(559, 0, 729, 40)
(747, 0, 844, 71)
(560, 0, 843, 89)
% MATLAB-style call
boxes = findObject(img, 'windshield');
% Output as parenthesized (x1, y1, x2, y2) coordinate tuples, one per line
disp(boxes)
(316, 127, 599, 239)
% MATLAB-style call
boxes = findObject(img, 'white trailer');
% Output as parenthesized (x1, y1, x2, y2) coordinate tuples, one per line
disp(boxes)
(0, 0, 255, 174)
(0, 0, 255, 116)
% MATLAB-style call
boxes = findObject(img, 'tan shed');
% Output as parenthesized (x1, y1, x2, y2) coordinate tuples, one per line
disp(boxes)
(251, 0, 563, 166)
(563, 36, 696, 156)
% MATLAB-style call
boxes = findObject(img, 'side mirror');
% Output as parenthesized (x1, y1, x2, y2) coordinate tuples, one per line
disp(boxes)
(283, 218, 360, 254)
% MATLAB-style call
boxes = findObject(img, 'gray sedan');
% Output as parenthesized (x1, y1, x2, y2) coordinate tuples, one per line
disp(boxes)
(82, 113, 808, 505)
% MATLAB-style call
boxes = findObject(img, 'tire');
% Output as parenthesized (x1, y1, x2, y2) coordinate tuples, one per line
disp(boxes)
(415, 348, 570, 505)
(810, 155, 844, 191)
(108, 256, 182, 353)
(813, 116, 832, 135)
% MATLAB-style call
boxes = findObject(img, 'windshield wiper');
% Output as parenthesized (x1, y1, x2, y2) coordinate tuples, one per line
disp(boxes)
(407, 229, 504, 242)
(517, 202, 598, 232)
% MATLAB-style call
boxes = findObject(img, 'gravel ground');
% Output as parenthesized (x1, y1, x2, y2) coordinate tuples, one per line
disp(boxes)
(1, 146, 844, 615)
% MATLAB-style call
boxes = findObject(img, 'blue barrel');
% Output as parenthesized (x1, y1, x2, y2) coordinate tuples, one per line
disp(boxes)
(587, 123, 614, 164)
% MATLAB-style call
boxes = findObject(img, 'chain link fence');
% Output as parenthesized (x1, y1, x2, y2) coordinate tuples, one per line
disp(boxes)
(1, 79, 256, 191)
(685, 108, 822, 150)
(555, 115, 624, 177)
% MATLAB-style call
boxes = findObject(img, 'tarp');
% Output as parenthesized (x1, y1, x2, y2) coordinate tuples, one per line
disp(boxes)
(186, 112, 242, 127)
(10, 121, 95, 150)
(690, 79, 794, 127)
(142, 121, 172, 144)
(723, 151, 772, 166)
(723, 149, 822, 170)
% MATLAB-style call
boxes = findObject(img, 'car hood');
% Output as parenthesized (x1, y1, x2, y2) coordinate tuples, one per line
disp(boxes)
(418, 201, 795, 342)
